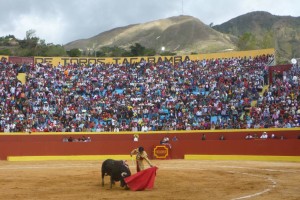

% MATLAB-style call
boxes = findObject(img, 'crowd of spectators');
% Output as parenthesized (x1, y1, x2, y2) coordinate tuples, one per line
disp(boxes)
(252, 63, 300, 128)
(0, 53, 299, 133)
(62, 136, 91, 142)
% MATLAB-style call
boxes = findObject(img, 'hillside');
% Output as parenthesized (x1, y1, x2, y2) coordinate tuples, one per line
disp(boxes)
(3, 11, 299, 61)
(213, 11, 300, 62)
(64, 15, 237, 55)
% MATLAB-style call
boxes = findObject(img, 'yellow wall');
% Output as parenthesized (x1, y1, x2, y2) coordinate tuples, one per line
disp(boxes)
(0, 55, 9, 62)
(33, 48, 275, 66)
(17, 73, 26, 84)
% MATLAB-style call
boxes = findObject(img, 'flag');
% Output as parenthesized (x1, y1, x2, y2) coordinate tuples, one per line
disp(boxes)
(124, 166, 158, 191)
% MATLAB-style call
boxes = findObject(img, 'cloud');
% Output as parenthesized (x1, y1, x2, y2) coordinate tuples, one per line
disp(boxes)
(0, 0, 299, 44)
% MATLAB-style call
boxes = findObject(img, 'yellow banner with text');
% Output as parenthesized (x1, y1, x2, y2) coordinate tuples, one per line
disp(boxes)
(33, 48, 275, 66)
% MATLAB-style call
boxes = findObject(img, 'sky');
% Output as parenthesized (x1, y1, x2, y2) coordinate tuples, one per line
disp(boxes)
(1, 0, 299, 45)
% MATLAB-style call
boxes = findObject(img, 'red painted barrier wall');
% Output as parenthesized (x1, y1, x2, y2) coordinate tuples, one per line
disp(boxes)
(1, 130, 300, 160)
(9, 56, 34, 65)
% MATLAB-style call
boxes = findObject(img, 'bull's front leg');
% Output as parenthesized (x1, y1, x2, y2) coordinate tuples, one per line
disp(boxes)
(124, 184, 130, 190)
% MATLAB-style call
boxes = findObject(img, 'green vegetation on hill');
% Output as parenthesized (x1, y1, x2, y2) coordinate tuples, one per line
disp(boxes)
(213, 11, 300, 63)
(0, 30, 68, 57)
(236, 31, 274, 51)
(0, 30, 166, 57)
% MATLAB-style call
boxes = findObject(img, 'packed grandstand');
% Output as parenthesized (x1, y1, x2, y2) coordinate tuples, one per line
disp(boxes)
(0, 50, 299, 133)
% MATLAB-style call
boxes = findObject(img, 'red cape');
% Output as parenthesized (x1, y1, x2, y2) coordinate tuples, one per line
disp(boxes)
(124, 167, 158, 191)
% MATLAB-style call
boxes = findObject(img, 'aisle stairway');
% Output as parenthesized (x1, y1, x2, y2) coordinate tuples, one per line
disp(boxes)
(17, 73, 26, 84)
(251, 85, 269, 107)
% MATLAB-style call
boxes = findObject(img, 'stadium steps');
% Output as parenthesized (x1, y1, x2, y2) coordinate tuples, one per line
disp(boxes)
(262, 85, 269, 94)
(251, 85, 269, 107)
(251, 100, 257, 107)
(17, 73, 26, 84)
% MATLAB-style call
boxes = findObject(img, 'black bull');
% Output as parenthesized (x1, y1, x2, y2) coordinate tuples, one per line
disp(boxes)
(101, 159, 131, 189)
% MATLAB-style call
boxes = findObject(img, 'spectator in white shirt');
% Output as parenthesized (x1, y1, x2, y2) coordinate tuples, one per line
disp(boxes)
(260, 132, 268, 139)
(141, 124, 148, 132)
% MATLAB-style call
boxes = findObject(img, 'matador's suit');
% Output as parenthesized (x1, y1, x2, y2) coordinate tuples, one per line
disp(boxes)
(130, 147, 153, 172)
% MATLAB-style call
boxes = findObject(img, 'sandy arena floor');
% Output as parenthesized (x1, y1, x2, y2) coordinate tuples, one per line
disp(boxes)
(0, 159, 299, 200)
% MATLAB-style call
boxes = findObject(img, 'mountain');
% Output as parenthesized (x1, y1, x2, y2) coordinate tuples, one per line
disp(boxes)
(213, 11, 300, 62)
(64, 15, 236, 54)
(63, 12, 300, 61)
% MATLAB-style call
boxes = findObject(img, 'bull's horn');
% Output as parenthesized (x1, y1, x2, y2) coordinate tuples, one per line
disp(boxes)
(121, 172, 127, 177)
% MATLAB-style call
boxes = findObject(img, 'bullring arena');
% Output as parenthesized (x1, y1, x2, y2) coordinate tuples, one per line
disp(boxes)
(1, 49, 300, 199)
(1, 130, 300, 200)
